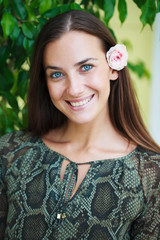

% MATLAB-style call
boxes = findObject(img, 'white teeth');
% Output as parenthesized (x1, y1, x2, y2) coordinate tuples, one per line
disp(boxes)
(69, 97, 91, 107)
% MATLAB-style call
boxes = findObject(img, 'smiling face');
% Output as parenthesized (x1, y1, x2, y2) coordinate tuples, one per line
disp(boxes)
(43, 31, 118, 125)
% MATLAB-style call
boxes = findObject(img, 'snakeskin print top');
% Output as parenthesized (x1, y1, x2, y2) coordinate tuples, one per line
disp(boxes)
(0, 131, 160, 240)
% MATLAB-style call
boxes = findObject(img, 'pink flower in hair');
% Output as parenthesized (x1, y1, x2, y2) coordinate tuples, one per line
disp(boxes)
(106, 44, 128, 71)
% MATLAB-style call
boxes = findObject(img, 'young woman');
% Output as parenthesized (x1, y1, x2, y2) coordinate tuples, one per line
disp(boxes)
(0, 10, 160, 240)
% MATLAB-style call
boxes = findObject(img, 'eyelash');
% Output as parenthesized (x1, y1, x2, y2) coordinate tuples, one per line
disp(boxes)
(50, 72, 63, 79)
(81, 64, 93, 72)
(49, 64, 93, 80)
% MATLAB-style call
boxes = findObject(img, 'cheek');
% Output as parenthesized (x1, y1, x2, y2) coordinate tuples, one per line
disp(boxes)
(47, 82, 65, 101)
(91, 69, 110, 90)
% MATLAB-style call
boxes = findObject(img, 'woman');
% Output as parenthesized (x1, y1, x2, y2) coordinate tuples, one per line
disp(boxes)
(0, 10, 160, 240)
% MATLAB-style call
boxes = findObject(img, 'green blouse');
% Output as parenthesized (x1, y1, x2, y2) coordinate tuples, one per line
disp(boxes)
(0, 131, 160, 240)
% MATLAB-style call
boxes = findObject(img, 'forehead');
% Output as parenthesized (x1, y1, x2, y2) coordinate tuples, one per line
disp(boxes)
(43, 31, 104, 66)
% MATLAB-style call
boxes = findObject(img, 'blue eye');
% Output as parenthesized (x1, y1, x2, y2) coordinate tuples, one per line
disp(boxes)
(51, 72, 63, 78)
(81, 64, 92, 71)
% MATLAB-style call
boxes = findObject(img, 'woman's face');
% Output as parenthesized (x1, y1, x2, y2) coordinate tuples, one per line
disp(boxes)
(44, 31, 118, 125)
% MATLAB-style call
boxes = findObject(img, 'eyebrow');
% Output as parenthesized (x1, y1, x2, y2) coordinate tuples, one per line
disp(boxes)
(45, 58, 98, 71)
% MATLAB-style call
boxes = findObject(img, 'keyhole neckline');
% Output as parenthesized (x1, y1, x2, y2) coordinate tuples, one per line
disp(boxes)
(39, 137, 139, 165)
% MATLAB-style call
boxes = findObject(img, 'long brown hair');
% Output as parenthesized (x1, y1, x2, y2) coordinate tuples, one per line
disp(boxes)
(28, 9, 160, 153)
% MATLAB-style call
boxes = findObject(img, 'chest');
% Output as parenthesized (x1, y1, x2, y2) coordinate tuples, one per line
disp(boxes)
(5, 151, 144, 239)
(6, 152, 143, 215)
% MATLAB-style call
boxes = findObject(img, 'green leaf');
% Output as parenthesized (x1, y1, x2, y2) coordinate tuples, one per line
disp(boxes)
(0, 91, 19, 113)
(63, 0, 75, 3)
(5, 117, 15, 133)
(140, 0, 156, 27)
(17, 71, 29, 99)
(108, 27, 117, 41)
(0, 74, 7, 91)
(13, 33, 26, 68)
(118, 0, 127, 23)
(5, 108, 18, 121)
(60, 4, 71, 13)
(22, 105, 28, 128)
(71, 3, 82, 10)
(22, 22, 35, 39)
(4, 107, 22, 131)
(0, 107, 6, 136)
(16, 32, 24, 46)
(3, 68, 14, 90)
(38, 17, 48, 25)
(1, 12, 15, 39)
(43, 7, 60, 18)
(12, 0, 27, 20)
(80, 0, 90, 8)
(104, 0, 116, 25)
(0, 0, 2, 4)
(25, 4, 38, 21)
(157, 0, 160, 12)
(25, 0, 31, 4)
(23, 37, 34, 55)
(128, 61, 150, 79)
(0, 46, 10, 67)
(95, 0, 104, 9)
(10, 18, 20, 40)
(122, 40, 133, 51)
(29, 0, 40, 9)
(3, 0, 9, 7)
(39, 0, 52, 15)
(132, 0, 145, 8)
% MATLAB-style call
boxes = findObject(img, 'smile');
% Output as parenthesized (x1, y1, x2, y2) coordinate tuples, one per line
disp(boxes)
(66, 94, 94, 107)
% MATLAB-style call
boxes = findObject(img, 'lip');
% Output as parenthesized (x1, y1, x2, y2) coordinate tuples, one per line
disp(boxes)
(66, 94, 94, 103)
(65, 94, 95, 110)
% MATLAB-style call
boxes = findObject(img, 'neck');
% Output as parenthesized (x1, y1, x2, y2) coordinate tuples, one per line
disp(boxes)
(60, 112, 120, 150)
(42, 109, 133, 161)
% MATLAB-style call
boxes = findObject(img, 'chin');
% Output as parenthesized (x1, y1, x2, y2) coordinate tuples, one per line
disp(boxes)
(68, 115, 96, 125)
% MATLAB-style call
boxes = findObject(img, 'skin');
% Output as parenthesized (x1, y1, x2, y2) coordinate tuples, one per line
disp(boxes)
(42, 31, 136, 164)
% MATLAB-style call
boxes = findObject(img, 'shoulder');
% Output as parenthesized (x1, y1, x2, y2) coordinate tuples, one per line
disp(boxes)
(133, 146, 160, 198)
(136, 146, 160, 167)
(130, 147, 160, 238)
(0, 130, 36, 144)
(0, 131, 40, 172)
(0, 131, 43, 182)
(0, 130, 38, 154)
(134, 146, 160, 175)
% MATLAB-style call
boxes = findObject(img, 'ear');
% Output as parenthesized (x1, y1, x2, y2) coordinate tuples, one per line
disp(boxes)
(109, 69, 119, 81)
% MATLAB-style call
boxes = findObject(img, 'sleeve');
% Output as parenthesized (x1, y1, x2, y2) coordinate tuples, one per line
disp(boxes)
(0, 134, 10, 240)
(0, 157, 8, 240)
(131, 153, 160, 240)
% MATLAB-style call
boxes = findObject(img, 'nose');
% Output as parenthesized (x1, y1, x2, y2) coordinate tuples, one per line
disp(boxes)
(66, 73, 84, 97)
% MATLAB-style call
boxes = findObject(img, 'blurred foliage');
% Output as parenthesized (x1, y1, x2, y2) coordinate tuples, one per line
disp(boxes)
(0, 0, 159, 136)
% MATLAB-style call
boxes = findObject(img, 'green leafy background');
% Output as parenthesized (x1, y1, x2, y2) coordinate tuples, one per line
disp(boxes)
(0, 0, 159, 136)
